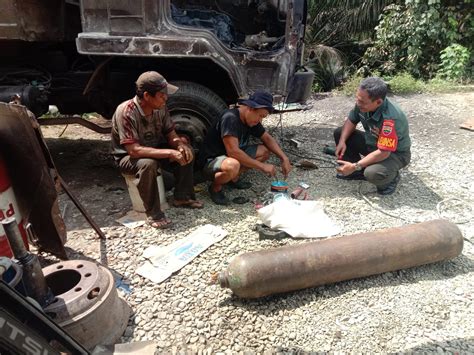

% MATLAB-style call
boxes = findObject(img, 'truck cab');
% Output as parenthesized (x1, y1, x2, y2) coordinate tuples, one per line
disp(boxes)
(0, 0, 313, 144)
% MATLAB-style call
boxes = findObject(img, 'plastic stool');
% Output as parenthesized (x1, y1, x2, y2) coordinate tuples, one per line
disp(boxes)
(122, 170, 168, 212)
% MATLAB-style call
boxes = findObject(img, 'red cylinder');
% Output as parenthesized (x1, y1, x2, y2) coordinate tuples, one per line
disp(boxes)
(0, 155, 29, 257)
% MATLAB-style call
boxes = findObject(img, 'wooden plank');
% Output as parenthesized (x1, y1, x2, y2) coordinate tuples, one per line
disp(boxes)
(460, 117, 474, 131)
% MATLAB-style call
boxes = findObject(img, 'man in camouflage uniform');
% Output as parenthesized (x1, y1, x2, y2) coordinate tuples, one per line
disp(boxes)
(334, 77, 411, 195)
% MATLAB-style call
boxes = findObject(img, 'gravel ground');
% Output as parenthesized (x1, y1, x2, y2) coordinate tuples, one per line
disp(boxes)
(40, 92, 473, 353)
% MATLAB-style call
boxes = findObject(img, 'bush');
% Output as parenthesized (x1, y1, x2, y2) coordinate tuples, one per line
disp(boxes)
(424, 77, 474, 93)
(337, 74, 365, 96)
(337, 73, 472, 96)
(306, 45, 345, 91)
(387, 73, 425, 94)
(437, 44, 471, 81)
(363, 0, 472, 79)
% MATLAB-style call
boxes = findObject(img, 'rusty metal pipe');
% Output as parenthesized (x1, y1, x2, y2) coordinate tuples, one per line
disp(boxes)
(2, 217, 54, 307)
(217, 219, 464, 298)
(1, 217, 29, 260)
(58, 175, 106, 240)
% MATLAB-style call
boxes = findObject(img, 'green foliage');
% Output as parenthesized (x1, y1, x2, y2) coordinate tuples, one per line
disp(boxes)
(305, 0, 394, 90)
(337, 73, 472, 95)
(306, 0, 393, 46)
(307, 45, 345, 91)
(337, 74, 365, 96)
(311, 80, 323, 93)
(363, 0, 473, 79)
(424, 77, 460, 93)
(437, 44, 471, 80)
(386, 73, 425, 94)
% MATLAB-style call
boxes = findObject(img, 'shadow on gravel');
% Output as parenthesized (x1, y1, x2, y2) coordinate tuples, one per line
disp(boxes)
(279, 124, 446, 212)
(356, 169, 444, 214)
(220, 255, 473, 310)
(404, 337, 474, 352)
(45, 137, 118, 188)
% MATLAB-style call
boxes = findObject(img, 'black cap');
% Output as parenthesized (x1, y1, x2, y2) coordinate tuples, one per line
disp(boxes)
(136, 71, 179, 95)
(238, 91, 274, 113)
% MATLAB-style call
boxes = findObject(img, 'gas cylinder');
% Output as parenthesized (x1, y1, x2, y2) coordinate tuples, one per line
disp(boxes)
(0, 155, 29, 257)
(217, 219, 463, 298)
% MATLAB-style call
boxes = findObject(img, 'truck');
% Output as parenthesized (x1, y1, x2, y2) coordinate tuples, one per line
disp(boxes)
(0, 0, 313, 145)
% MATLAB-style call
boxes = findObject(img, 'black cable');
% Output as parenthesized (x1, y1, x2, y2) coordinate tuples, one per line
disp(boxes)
(285, 147, 337, 168)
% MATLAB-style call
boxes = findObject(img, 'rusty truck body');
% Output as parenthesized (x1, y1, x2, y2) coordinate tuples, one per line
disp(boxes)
(0, 0, 313, 143)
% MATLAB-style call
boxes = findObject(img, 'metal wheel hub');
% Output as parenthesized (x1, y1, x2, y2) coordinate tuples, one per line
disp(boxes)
(43, 260, 131, 350)
(171, 110, 209, 146)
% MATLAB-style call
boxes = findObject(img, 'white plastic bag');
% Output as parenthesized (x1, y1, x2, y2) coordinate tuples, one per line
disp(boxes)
(257, 199, 340, 239)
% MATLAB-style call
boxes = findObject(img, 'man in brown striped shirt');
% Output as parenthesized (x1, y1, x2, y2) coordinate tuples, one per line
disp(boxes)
(111, 71, 203, 229)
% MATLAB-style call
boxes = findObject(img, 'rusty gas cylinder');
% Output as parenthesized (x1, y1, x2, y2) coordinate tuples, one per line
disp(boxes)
(0, 155, 29, 257)
(217, 219, 463, 298)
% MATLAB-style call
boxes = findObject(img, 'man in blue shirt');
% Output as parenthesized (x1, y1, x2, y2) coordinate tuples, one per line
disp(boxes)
(198, 91, 291, 205)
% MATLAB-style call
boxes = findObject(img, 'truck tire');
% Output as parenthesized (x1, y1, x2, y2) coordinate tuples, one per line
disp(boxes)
(166, 81, 228, 146)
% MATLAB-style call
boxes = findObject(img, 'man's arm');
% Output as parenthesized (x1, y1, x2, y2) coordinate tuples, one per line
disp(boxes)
(336, 149, 390, 175)
(166, 130, 193, 164)
(223, 136, 275, 176)
(260, 132, 292, 176)
(124, 143, 186, 165)
(358, 149, 390, 167)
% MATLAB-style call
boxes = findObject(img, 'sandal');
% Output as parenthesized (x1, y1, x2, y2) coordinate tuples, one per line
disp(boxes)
(146, 215, 173, 229)
(173, 199, 204, 209)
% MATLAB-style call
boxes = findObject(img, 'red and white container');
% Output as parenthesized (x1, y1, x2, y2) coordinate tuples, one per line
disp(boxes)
(0, 155, 29, 257)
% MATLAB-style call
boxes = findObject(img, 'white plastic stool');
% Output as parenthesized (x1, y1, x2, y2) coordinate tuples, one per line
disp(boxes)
(122, 169, 168, 212)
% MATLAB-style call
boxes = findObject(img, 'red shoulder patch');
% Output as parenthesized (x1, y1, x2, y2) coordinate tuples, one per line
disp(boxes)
(377, 119, 398, 152)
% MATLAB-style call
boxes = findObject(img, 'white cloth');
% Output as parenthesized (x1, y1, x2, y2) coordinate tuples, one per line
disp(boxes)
(257, 199, 340, 239)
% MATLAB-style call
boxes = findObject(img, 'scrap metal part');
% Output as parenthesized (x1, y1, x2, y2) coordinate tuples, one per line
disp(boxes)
(0, 103, 66, 258)
(0, 281, 88, 355)
(218, 219, 464, 298)
(256, 223, 291, 240)
(244, 31, 280, 50)
(2, 217, 54, 307)
(43, 260, 131, 350)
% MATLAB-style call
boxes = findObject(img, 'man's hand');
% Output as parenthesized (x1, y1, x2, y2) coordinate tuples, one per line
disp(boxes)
(281, 158, 292, 177)
(336, 160, 356, 176)
(169, 149, 187, 166)
(261, 163, 277, 177)
(335, 142, 347, 160)
(177, 144, 194, 164)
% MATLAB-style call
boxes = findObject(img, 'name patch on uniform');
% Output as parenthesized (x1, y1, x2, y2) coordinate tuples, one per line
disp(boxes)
(377, 119, 398, 151)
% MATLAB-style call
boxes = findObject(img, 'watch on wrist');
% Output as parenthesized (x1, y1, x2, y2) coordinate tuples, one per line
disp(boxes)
(354, 162, 363, 171)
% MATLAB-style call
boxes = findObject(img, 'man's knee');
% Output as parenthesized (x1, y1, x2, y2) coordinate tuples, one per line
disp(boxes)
(119, 156, 159, 176)
(221, 157, 240, 178)
(364, 165, 396, 186)
(132, 159, 159, 179)
(256, 145, 270, 162)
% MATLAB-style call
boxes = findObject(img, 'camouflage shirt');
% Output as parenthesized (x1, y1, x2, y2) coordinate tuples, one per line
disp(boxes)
(348, 97, 411, 153)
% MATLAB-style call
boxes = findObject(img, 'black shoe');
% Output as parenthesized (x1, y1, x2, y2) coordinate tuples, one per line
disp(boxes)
(208, 185, 230, 205)
(323, 145, 336, 156)
(377, 174, 400, 195)
(336, 171, 366, 181)
(227, 179, 252, 190)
